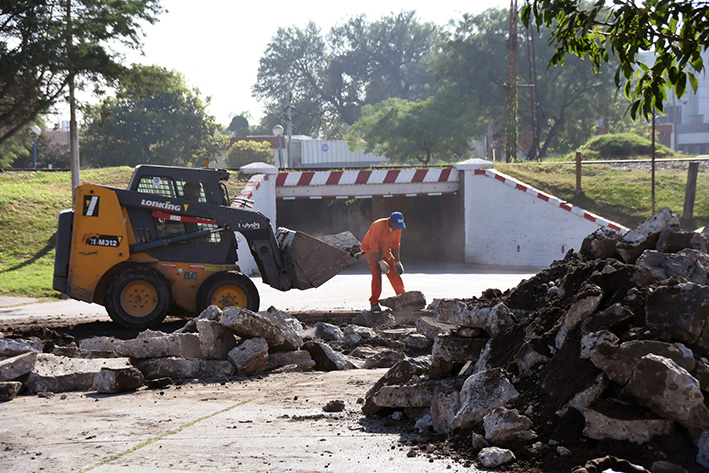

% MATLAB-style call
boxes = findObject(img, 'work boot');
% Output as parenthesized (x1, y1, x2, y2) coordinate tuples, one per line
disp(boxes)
(370, 304, 382, 312)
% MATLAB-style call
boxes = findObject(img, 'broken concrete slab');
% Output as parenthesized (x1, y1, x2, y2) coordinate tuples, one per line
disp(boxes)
(697, 429, 709, 469)
(79, 332, 203, 360)
(452, 368, 519, 431)
(483, 407, 537, 445)
(261, 306, 304, 351)
(92, 366, 145, 394)
(581, 227, 623, 260)
(266, 350, 315, 372)
(477, 446, 516, 468)
(314, 321, 344, 342)
(555, 284, 603, 349)
(431, 390, 460, 434)
(415, 316, 457, 340)
(583, 400, 673, 444)
(362, 359, 430, 417)
(432, 299, 489, 329)
(0, 381, 22, 401)
(617, 206, 680, 264)
(583, 337, 695, 386)
(645, 282, 709, 345)
(656, 226, 708, 254)
(302, 341, 353, 371)
(351, 310, 396, 328)
(404, 333, 433, 352)
(623, 354, 709, 430)
(25, 354, 133, 393)
(174, 304, 223, 333)
(372, 382, 438, 409)
(135, 357, 234, 380)
(429, 334, 488, 379)
(196, 319, 237, 360)
(0, 352, 36, 381)
(362, 350, 405, 369)
(634, 249, 709, 285)
(0, 338, 44, 356)
(219, 307, 286, 347)
(227, 337, 269, 376)
(379, 291, 426, 311)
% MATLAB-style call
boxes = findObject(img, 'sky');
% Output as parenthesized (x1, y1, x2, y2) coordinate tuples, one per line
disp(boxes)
(79, 0, 511, 129)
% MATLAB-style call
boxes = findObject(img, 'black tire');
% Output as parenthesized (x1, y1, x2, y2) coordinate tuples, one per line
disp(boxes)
(105, 266, 172, 329)
(197, 271, 260, 313)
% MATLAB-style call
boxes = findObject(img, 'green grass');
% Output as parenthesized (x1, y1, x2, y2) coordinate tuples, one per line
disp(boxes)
(496, 162, 709, 230)
(0, 163, 706, 299)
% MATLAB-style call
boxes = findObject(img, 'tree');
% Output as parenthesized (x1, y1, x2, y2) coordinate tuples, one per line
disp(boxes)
(81, 67, 226, 167)
(226, 115, 250, 136)
(431, 7, 620, 159)
(521, 0, 709, 119)
(0, 0, 162, 146)
(347, 96, 470, 164)
(253, 12, 440, 137)
(226, 140, 274, 168)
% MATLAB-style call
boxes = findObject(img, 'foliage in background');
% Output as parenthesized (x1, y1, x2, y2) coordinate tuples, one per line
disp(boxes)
(81, 66, 226, 167)
(522, 0, 708, 120)
(226, 140, 274, 168)
(576, 133, 675, 160)
(347, 96, 471, 164)
(0, 0, 163, 146)
(431, 8, 622, 160)
(253, 12, 440, 138)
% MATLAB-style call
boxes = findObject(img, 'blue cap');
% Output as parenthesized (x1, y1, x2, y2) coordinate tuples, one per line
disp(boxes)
(390, 211, 405, 229)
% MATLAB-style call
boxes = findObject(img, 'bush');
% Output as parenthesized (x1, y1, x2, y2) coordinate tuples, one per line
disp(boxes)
(226, 140, 274, 169)
(576, 133, 675, 160)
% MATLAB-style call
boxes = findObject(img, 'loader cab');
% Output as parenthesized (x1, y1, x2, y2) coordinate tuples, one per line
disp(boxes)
(128, 165, 231, 206)
(125, 165, 238, 263)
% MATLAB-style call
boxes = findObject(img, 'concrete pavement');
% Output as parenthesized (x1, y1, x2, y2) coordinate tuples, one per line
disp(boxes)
(0, 261, 539, 321)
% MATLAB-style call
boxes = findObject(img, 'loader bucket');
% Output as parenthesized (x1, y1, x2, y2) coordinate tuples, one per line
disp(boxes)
(277, 228, 361, 290)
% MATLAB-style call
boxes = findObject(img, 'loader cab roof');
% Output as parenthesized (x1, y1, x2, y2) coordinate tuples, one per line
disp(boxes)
(129, 165, 231, 206)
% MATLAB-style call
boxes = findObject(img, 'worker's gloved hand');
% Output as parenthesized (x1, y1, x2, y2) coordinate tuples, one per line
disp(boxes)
(378, 260, 390, 274)
(395, 261, 404, 275)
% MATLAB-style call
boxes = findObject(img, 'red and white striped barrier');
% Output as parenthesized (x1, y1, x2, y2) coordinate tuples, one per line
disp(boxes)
(474, 168, 627, 233)
(232, 174, 266, 209)
(276, 168, 459, 200)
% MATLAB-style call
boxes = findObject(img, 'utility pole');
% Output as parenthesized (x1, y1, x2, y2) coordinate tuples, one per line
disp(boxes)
(504, 0, 518, 163)
(527, 27, 540, 160)
(66, 0, 80, 206)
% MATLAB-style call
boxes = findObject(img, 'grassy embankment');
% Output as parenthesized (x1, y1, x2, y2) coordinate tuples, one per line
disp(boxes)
(0, 163, 707, 299)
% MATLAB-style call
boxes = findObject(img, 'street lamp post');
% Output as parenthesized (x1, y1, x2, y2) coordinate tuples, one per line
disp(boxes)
(272, 124, 285, 168)
(29, 125, 41, 170)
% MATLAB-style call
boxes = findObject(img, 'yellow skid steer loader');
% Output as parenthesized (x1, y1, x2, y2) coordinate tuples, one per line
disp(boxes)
(53, 165, 359, 328)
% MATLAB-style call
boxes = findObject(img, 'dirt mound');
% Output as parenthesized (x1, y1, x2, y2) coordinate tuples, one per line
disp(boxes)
(364, 207, 709, 473)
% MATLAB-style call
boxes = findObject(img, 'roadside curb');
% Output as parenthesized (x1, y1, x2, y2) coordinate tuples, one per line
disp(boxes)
(0, 296, 38, 308)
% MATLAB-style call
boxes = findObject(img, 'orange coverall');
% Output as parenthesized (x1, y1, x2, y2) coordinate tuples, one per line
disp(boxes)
(361, 217, 406, 306)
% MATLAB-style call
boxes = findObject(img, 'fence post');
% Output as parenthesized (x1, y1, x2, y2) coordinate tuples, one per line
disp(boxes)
(681, 161, 699, 224)
(575, 152, 583, 194)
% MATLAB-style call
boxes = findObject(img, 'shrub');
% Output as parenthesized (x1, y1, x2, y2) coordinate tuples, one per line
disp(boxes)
(577, 133, 675, 160)
(226, 140, 274, 169)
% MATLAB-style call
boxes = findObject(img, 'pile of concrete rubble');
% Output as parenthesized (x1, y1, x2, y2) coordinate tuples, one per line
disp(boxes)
(0, 291, 430, 399)
(363, 207, 709, 473)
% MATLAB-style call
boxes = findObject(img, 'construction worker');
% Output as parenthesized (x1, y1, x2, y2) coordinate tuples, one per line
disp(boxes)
(361, 211, 406, 311)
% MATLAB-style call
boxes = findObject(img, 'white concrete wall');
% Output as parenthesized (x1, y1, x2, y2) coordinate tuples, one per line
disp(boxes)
(233, 162, 278, 276)
(458, 159, 628, 268)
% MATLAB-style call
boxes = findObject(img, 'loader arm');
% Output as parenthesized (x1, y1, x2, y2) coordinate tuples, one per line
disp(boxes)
(109, 187, 299, 291)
